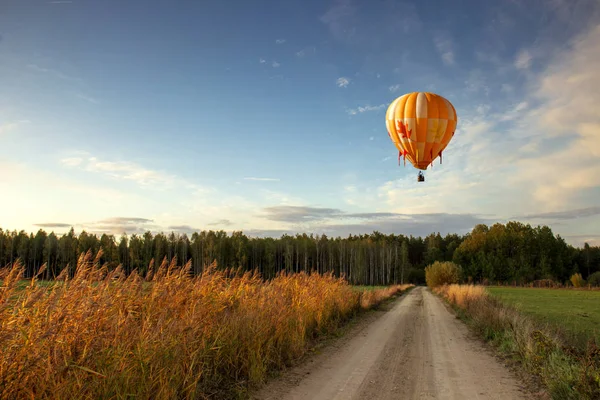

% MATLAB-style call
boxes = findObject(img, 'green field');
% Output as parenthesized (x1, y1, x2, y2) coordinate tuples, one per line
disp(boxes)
(488, 287, 600, 346)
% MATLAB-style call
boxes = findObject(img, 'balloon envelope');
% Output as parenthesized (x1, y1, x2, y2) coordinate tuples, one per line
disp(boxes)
(385, 92, 458, 170)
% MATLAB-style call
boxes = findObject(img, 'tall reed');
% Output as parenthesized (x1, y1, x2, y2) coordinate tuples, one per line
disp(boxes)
(0, 250, 411, 399)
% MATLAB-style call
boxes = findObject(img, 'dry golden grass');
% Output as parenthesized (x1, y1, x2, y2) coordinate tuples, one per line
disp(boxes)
(433, 284, 487, 308)
(0, 250, 412, 400)
(359, 284, 413, 309)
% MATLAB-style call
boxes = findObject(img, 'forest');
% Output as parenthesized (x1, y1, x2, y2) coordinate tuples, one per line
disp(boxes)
(1, 221, 598, 285)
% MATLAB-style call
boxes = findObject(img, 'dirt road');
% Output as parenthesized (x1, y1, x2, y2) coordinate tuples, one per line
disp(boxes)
(252, 286, 532, 400)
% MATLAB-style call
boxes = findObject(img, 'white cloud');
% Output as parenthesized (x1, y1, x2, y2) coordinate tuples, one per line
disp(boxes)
(319, 0, 356, 42)
(60, 157, 83, 167)
(272, 61, 280, 68)
(389, 84, 402, 93)
(476, 104, 491, 115)
(259, 58, 266, 64)
(515, 49, 533, 69)
(507, 24, 600, 210)
(27, 63, 80, 82)
(336, 77, 350, 88)
(75, 93, 99, 104)
(61, 154, 215, 195)
(346, 104, 386, 115)
(295, 46, 316, 58)
(83, 158, 176, 187)
(275, 39, 286, 44)
(498, 101, 528, 121)
(433, 34, 455, 66)
(0, 121, 27, 135)
(464, 70, 491, 95)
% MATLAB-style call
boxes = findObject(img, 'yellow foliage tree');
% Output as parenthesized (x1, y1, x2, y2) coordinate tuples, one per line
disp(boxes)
(570, 272, 586, 288)
(425, 261, 461, 288)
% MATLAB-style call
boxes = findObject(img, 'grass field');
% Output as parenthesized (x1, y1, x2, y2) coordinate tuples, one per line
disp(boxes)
(0, 254, 412, 400)
(488, 287, 600, 346)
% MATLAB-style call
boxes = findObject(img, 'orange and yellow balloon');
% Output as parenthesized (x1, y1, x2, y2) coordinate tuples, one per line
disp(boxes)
(385, 92, 458, 170)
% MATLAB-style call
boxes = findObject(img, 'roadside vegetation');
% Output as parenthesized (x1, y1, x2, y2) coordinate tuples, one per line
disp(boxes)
(425, 260, 461, 287)
(428, 280, 600, 399)
(0, 250, 412, 400)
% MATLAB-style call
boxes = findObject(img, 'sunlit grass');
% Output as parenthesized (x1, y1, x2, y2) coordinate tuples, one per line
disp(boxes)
(0, 251, 412, 399)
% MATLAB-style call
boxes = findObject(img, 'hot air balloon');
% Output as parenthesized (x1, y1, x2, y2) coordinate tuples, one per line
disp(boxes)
(385, 92, 458, 182)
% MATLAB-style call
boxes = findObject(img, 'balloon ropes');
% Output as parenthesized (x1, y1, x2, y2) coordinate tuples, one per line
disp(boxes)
(385, 92, 458, 182)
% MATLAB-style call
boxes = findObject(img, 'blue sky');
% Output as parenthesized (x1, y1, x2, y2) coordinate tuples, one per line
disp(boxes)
(1, 0, 600, 247)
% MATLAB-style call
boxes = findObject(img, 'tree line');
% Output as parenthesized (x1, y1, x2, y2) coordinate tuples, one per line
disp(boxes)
(0, 221, 598, 285)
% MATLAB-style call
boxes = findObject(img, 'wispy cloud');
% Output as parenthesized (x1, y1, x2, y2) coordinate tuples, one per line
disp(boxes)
(34, 217, 159, 235)
(260, 206, 343, 222)
(295, 46, 316, 58)
(86, 217, 158, 235)
(272, 61, 280, 68)
(261, 205, 460, 223)
(498, 101, 528, 121)
(167, 225, 198, 234)
(501, 83, 514, 93)
(83, 157, 176, 187)
(319, 0, 421, 46)
(208, 219, 233, 226)
(0, 120, 30, 135)
(35, 222, 72, 228)
(346, 104, 386, 115)
(319, 0, 356, 42)
(100, 217, 153, 225)
(518, 207, 600, 220)
(60, 154, 215, 195)
(514, 49, 532, 69)
(508, 24, 600, 210)
(275, 39, 286, 44)
(75, 93, 99, 104)
(244, 177, 280, 182)
(336, 77, 350, 88)
(60, 157, 83, 167)
(389, 84, 402, 93)
(464, 69, 490, 95)
(433, 34, 455, 66)
(259, 58, 266, 64)
(258, 205, 487, 237)
(27, 63, 80, 82)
